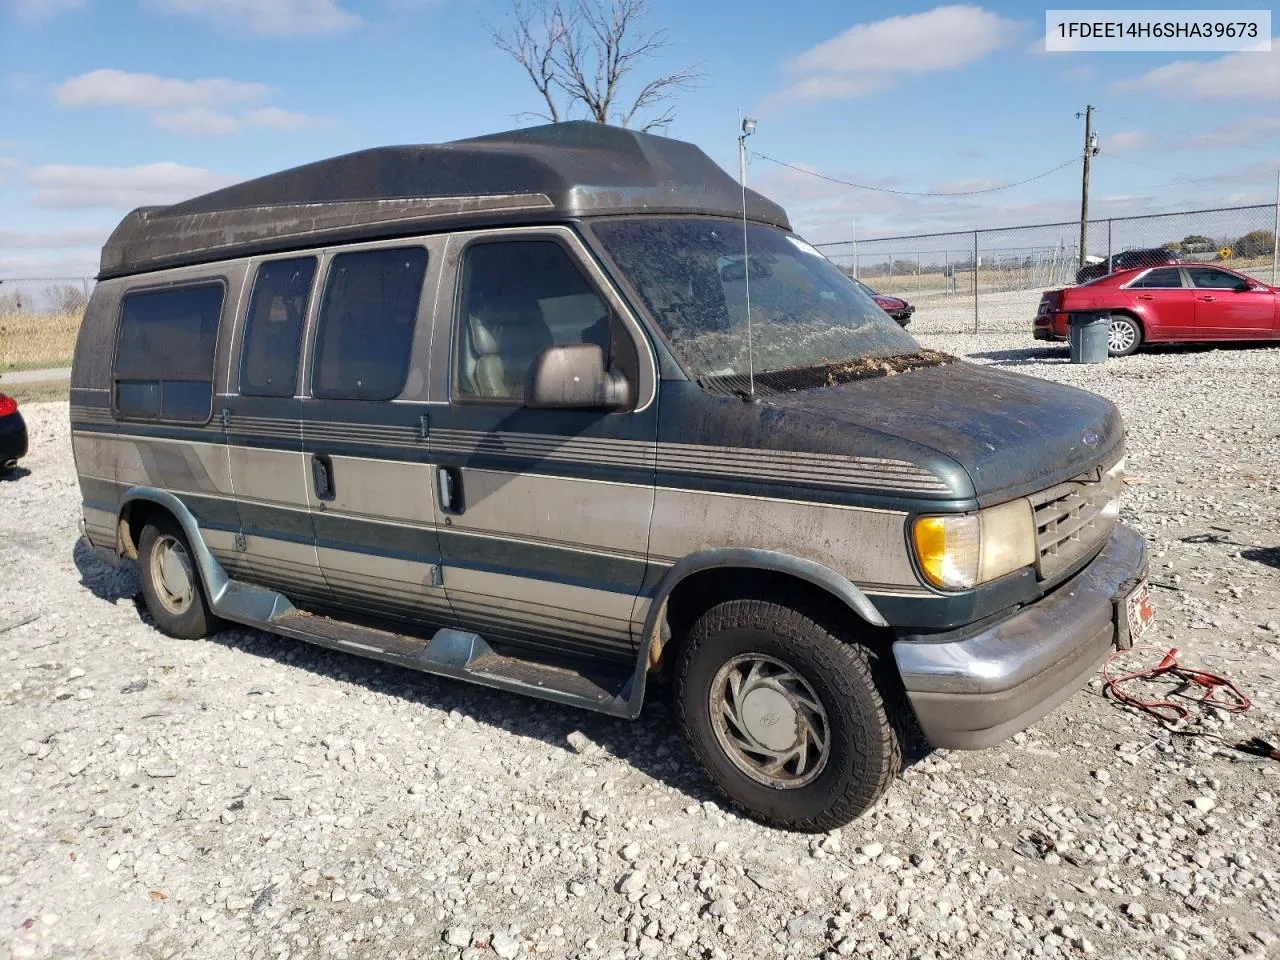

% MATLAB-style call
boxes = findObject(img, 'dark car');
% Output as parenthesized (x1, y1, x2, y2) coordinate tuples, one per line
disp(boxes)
(1075, 247, 1181, 285)
(853, 278, 915, 325)
(1034, 263, 1279, 356)
(0, 392, 28, 473)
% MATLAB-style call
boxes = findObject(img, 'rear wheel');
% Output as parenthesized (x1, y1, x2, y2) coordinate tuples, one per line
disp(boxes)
(1107, 315, 1142, 356)
(674, 598, 903, 831)
(138, 516, 218, 639)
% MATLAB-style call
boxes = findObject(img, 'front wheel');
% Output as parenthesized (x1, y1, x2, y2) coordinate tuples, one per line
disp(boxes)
(1107, 315, 1142, 356)
(674, 598, 904, 831)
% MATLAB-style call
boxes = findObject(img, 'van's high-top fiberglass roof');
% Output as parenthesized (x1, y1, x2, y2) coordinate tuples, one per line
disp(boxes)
(99, 121, 792, 279)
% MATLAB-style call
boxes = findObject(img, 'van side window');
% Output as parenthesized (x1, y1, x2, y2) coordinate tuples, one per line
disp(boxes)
(312, 247, 427, 401)
(113, 282, 224, 422)
(240, 257, 316, 397)
(456, 240, 637, 402)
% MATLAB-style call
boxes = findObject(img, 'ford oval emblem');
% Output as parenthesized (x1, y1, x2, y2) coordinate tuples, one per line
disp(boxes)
(1081, 429, 1099, 448)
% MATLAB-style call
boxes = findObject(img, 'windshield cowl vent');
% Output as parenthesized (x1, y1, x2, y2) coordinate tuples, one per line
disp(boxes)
(698, 351, 955, 399)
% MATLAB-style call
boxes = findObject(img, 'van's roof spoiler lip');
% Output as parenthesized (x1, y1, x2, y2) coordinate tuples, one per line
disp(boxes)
(97, 121, 792, 280)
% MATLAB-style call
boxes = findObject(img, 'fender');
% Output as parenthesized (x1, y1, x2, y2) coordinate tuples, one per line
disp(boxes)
(615, 548, 889, 721)
(118, 486, 231, 606)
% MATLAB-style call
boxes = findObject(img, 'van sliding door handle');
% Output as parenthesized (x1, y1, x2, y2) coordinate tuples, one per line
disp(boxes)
(312, 454, 335, 501)
(437, 466, 464, 515)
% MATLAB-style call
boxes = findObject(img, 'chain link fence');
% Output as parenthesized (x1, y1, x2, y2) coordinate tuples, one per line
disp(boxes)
(816, 203, 1280, 335)
(0, 276, 95, 374)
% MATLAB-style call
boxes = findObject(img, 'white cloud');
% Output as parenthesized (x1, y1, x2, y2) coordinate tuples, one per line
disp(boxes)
(7, 0, 86, 19)
(149, 0, 361, 36)
(774, 6, 1025, 104)
(1116, 42, 1280, 100)
(0, 224, 112, 279)
(1194, 155, 1280, 186)
(746, 153, 1268, 246)
(27, 162, 235, 209)
(154, 107, 240, 136)
(1185, 115, 1280, 149)
(0, 252, 102, 276)
(244, 106, 316, 130)
(1104, 130, 1157, 154)
(0, 157, 19, 183)
(0, 226, 109, 248)
(56, 69, 268, 109)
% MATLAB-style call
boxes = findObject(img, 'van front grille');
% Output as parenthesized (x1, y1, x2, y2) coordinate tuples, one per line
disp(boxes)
(1029, 460, 1123, 583)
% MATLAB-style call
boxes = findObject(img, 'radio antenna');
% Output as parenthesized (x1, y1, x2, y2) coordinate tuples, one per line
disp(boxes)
(737, 111, 758, 399)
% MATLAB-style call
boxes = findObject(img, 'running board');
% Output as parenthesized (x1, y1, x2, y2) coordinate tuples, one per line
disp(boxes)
(209, 577, 638, 716)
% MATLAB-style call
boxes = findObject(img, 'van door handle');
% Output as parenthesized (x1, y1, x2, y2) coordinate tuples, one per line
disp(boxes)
(437, 465, 464, 515)
(312, 454, 335, 501)
(1137, 294, 1155, 300)
(1197, 295, 1216, 302)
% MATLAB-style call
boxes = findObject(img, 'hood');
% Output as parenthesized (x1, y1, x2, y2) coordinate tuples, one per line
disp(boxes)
(767, 360, 1124, 506)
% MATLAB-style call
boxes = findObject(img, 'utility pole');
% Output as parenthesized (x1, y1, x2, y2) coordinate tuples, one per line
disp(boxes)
(1272, 168, 1278, 285)
(1077, 105, 1098, 270)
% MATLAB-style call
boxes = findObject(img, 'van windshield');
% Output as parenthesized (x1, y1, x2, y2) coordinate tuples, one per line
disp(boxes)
(590, 217, 919, 384)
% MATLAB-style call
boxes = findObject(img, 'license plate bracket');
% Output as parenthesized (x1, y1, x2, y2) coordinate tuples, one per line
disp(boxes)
(1115, 579, 1155, 649)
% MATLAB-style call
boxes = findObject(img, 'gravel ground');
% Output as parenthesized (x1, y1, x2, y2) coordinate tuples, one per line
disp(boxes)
(3, 334, 1279, 960)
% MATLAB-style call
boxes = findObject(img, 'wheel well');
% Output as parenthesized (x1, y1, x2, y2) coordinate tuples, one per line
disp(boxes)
(118, 499, 169, 560)
(658, 567, 892, 672)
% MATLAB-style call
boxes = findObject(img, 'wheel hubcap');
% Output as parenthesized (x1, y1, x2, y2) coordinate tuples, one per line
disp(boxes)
(1108, 320, 1134, 353)
(151, 535, 194, 616)
(709, 654, 831, 789)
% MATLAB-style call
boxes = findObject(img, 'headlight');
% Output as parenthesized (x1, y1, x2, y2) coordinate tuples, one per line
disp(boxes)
(912, 499, 1037, 590)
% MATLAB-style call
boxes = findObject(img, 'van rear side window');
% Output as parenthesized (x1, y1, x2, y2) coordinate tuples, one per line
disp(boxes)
(114, 282, 224, 422)
(312, 247, 427, 401)
(240, 257, 316, 397)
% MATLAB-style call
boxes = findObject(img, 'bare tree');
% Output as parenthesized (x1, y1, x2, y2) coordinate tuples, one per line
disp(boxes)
(49, 283, 88, 316)
(489, 0, 701, 132)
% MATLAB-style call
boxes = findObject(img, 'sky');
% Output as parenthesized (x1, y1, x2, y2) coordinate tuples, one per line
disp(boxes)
(1, 0, 1278, 279)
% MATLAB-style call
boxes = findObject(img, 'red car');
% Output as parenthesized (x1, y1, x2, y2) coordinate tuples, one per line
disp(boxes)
(852, 278, 914, 326)
(1034, 263, 1280, 356)
(0, 391, 27, 474)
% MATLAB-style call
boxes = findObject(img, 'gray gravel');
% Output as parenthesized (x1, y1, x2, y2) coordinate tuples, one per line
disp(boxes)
(3, 334, 1279, 960)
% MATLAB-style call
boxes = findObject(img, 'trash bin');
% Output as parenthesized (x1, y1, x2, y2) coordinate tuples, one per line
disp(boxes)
(1067, 311, 1110, 364)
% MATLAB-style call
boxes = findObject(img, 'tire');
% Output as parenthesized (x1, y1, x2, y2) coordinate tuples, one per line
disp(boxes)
(674, 598, 904, 831)
(137, 515, 219, 640)
(1107, 315, 1142, 357)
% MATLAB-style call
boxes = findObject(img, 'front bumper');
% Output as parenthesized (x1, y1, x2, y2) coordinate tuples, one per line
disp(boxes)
(0, 412, 27, 466)
(893, 524, 1147, 749)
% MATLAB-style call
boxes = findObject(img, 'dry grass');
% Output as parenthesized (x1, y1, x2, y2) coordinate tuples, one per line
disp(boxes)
(5, 379, 70, 404)
(0, 310, 83, 372)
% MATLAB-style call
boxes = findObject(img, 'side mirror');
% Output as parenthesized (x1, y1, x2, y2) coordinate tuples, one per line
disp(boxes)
(1234, 280, 1254, 292)
(524, 344, 631, 411)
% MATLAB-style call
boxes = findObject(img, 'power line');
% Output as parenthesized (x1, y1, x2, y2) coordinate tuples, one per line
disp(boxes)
(1097, 107, 1280, 156)
(1100, 153, 1274, 188)
(750, 152, 1080, 198)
